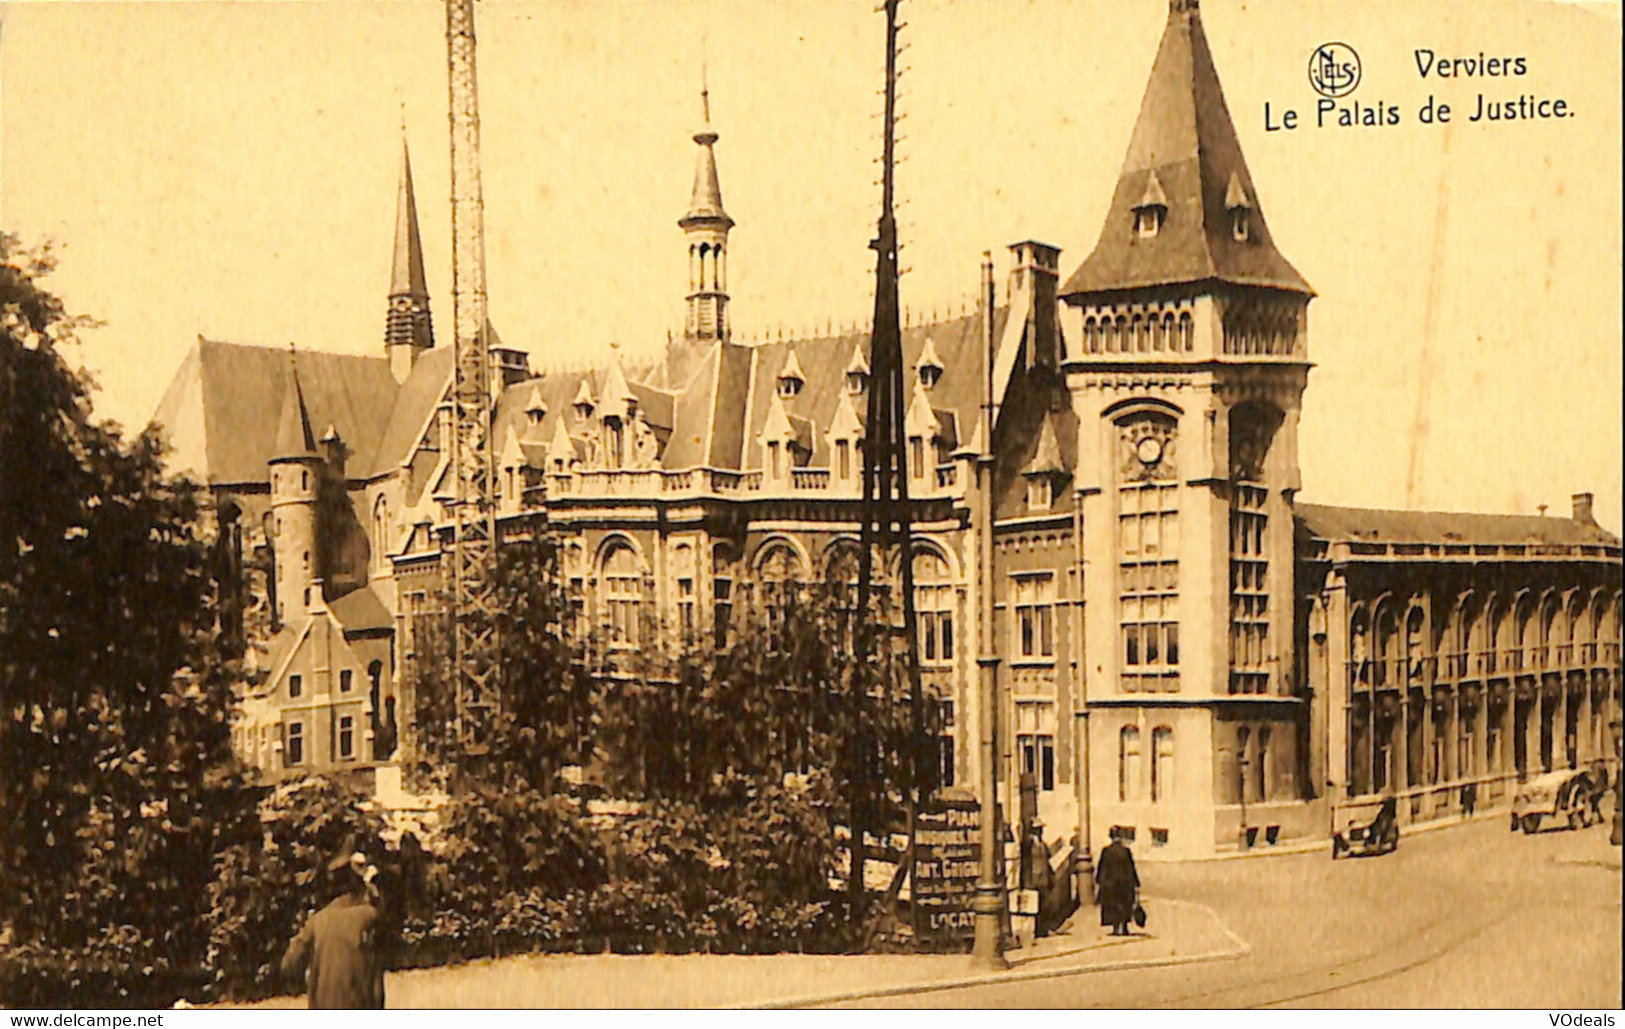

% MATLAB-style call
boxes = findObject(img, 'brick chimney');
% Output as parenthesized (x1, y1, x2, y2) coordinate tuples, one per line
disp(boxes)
(1572, 492, 1595, 525)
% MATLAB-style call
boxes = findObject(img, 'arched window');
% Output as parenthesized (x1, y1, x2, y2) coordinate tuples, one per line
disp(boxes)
(1085, 317, 1100, 354)
(372, 496, 391, 570)
(601, 542, 644, 646)
(1178, 312, 1193, 350)
(1150, 312, 1165, 351)
(914, 550, 955, 668)
(1151, 726, 1174, 802)
(1405, 607, 1426, 683)
(1115, 315, 1129, 352)
(1131, 313, 1146, 352)
(756, 542, 804, 645)
(1119, 725, 1142, 802)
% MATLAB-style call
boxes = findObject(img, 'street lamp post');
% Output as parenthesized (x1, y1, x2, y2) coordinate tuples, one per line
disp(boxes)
(970, 252, 1007, 970)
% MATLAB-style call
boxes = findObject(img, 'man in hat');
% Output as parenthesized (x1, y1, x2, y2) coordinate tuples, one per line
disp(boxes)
(281, 844, 386, 1008)
(1094, 827, 1140, 937)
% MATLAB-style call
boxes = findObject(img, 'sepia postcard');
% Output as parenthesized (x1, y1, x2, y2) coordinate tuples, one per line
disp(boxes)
(0, 0, 1620, 1013)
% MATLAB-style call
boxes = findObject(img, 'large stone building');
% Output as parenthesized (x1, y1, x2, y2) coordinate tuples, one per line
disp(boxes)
(152, 0, 1622, 858)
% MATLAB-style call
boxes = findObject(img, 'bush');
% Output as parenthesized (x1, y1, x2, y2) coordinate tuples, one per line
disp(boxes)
(201, 776, 388, 1002)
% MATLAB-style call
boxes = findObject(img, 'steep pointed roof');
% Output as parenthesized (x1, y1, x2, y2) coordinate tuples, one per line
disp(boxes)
(1061, 0, 1311, 298)
(1024, 416, 1065, 475)
(679, 83, 733, 229)
(390, 135, 430, 300)
(273, 358, 318, 459)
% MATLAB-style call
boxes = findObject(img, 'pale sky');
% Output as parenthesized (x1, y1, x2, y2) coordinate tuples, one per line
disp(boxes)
(3, 0, 1621, 529)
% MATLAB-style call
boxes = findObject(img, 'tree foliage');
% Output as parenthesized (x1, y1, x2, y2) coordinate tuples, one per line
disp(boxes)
(0, 234, 246, 968)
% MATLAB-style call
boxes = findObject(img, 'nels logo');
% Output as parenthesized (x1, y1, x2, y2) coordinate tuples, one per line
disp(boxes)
(1309, 42, 1361, 98)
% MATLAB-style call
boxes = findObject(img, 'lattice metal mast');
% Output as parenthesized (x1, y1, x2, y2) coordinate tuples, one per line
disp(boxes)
(852, 0, 924, 915)
(445, 0, 499, 751)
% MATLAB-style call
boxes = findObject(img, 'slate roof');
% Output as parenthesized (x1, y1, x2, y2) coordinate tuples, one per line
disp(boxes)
(151, 338, 404, 486)
(1061, 1, 1311, 298)
(368, 347, 454, 475)
(1296, 503, 1620, 548)
(329, 584, 393, 633)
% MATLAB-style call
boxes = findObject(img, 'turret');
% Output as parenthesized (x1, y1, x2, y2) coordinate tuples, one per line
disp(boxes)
(679, 72, 733, 342)
(269, 354, 322, 627)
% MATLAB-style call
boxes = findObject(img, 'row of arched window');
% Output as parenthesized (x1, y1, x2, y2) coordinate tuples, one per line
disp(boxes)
(1083, 310, 1194, 355)
(585, 537, 958, 654)
(689, 242, 726, 292)
(1118, 725, 1176, 803)
(1348, 588, 1622, 694)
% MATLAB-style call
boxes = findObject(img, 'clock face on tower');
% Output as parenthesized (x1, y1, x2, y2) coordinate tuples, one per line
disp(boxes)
(1136, 436, 1163, 465)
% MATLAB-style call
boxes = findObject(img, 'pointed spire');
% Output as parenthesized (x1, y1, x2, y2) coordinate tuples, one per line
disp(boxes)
(390, 133, 431, 301)
(386, 127, 434, 373)
(680, 70, 733, 230)
(1061, 0, 1310, 298)
(274, 349, 318, 459)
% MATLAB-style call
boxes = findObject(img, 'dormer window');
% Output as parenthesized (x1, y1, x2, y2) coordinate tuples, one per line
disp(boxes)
(916, 336, 944, 390)
(778, 349, 806, 399)
(1027, 477, 1052, 511)
(572, 380, 596, 421)
(845, 343, 870, 396)
(527, 404, 546, 427)
(1133, 170, 1169, 239)
(1225, 171, 1251, 242)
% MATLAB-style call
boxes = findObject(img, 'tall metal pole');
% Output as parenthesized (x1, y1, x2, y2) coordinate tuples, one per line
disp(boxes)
(446, 0, 499, 758)
(971, 252, 1007, 968)
(851, 0, 922, 930)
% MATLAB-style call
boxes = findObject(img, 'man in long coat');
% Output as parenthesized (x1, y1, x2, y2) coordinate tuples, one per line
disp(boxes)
(281, 849, 386, 1008)
(1094, 828, 1139, 936)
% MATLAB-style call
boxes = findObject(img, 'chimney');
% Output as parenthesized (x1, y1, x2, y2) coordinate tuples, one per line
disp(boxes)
(1007, 240, 1062, 370)
(1572, 492, 1595, 525)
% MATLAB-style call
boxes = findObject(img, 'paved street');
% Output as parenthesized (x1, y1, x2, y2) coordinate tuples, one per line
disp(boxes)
(837, 816, 1623, 1009)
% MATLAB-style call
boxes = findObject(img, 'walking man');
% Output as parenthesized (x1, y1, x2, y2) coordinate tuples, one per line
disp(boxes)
(1094, 827, 1140, 937)
(281, 846, 386, 1008)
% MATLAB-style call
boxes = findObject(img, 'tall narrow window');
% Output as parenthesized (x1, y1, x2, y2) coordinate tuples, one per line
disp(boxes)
(837, 439, 851, 480)
(1228, 404, 1281, 694)
(937, 699, 956, 788)
(338, 715, 354, 760)
(602, 543, 643, 647)
(1151, 726, 1175, 803)
(713, 545, 736, 650)
(286, 721, 304, 767)
(1017, 701, 1057, 792)
(1119, 725, 1142, 802)
(289, 674, 303, 699)
(915, 551, 955, 668)
(1013, 573, 1056, 661)
(339, 669, 353, 694)
(1118, 413, 1179, 692)
(1255, 727, 1271, 802)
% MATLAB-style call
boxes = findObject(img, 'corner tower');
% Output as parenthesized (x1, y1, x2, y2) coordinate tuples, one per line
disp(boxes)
(1060, 0, 1315, 857)
(386, 131, 434, 383)
(679, 75, 733, 342)
(269, 353, 323, 628)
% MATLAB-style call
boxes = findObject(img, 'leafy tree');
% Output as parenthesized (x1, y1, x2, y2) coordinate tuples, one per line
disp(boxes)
(0, 234, 246, 970)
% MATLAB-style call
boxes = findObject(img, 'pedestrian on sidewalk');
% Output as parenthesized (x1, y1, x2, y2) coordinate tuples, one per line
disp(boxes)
(1095, 827, 1139, 937)
(281, 844, 386, 1009)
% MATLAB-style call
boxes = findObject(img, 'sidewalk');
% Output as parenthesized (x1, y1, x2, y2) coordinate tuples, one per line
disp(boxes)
(225, 896, 1244, 1009)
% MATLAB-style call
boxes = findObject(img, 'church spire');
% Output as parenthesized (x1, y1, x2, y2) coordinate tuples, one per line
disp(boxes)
(1061, 0, 1310, 299)
(273, 349, 318, 459)
(386, 126, 435, 382)
(680, 64, 733, 342)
